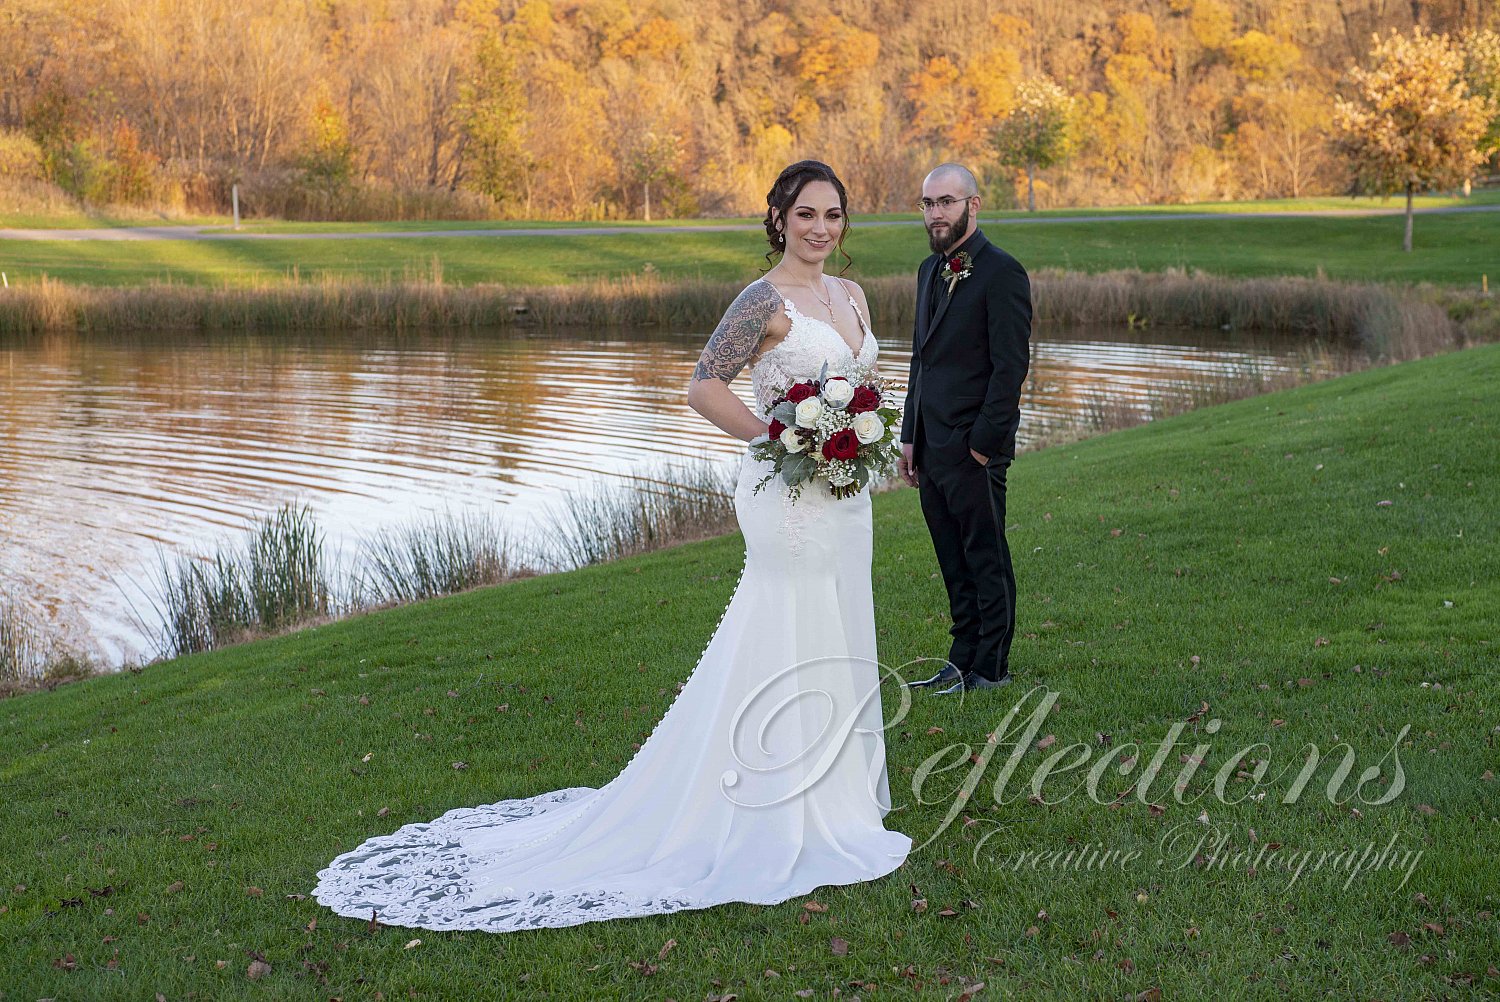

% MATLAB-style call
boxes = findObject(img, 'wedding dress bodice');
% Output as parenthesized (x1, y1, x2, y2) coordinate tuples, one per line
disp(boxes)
(748, 278, 879, 420)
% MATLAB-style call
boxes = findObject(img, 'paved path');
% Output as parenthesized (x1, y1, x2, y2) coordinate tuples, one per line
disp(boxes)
(3, 204, 1497, 241)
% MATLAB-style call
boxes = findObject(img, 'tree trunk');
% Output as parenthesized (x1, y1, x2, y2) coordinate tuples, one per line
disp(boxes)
(1026, 162, 1036, 212)
(643, 181, 651, 222)
(1403, 181, 1414, 253)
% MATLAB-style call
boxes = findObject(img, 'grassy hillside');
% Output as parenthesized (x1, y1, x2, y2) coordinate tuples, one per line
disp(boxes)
(1, 344, 1495, 999)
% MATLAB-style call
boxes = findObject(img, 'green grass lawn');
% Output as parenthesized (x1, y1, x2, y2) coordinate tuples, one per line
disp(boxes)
(2, 213, 1496, 290)
(7, 190, 1497, 232)
(2, 192, 1496, 289)
(2, 344, 1495, 998)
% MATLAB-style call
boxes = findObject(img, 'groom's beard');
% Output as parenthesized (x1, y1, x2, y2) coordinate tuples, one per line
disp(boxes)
(926, 203, 971, 254)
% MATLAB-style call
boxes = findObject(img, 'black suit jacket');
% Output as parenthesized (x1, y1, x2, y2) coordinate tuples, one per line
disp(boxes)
(899, 228, 1032, 466)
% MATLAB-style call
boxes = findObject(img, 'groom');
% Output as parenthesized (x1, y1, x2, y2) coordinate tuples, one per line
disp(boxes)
(898, 163, 1032, 695)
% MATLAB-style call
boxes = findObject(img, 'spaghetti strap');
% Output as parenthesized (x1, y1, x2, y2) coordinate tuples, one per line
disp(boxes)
(837, 277, 872, 337)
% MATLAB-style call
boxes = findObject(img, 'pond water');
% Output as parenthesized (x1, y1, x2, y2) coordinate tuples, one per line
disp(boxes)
(0, 323, 1323, 667)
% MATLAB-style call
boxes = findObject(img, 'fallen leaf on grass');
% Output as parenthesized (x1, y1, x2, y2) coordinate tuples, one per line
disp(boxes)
(829, 936, 849, 955)
(403, 938, 422, 949)
(1388, 931, 1411, 947)
(247, 959, 271, 980)
(658, 938, 677, 959)
(1036, 734, 1056, 751)
(803, 900, 828, 912)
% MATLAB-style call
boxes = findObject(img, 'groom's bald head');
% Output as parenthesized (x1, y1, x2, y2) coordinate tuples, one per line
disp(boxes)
(923, 163, 979, 197)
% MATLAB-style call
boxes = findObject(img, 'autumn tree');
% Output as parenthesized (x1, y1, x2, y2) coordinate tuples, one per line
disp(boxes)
(1463, 28, 1500, 172)
(991, 76, 1079, 210)
(459, 32, 527, 209)
(1334, 26, 1497, 251)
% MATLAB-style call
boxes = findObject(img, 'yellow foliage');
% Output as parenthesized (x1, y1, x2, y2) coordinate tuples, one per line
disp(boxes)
(796, 16, 880, 87)
(1228, 30, 1301, 81)
(1188, 0, 1235, 51)
(618, 16, 687, 61)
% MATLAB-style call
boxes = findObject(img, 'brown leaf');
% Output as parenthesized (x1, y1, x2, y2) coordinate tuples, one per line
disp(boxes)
(957, 982, 986, 1001)
(1024, 925, 1039, 938)
(829, 936, 849, 955)
(937, 907, 959, 917)
(1136, 989, 1162, 1002)
(912, 896, 928, 913)
(658, 938, 677, 959)
(1118, 957, 1136, 973)
(803, 900, 828, 912)
(164, 881, 184, 894)
(627, 960, 658, 975)
(1423, 922, 1445, 936)
(247, 959, 271, 980)
(1388, 931, 1411, 947)
(1036, 734, 1056, 751)
(245, 886, 263, 897)
(1416, 803, 1438, 816)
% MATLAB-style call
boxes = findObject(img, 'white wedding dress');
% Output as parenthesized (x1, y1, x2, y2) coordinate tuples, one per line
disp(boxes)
(311, 277, 911, 932)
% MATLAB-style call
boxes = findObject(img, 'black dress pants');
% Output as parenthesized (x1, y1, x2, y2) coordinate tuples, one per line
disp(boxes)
(916, 448, 1017, 681)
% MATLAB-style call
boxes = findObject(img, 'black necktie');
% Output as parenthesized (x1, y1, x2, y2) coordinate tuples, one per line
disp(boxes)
(928, 259, 944, 320)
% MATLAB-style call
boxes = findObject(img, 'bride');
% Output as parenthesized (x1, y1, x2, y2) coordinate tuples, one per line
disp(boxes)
(311, 160, 912, 932)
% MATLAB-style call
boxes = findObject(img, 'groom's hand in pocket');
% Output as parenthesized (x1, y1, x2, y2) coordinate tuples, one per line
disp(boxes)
(899, 443, 919, 487)
(969, 447, 990, 466)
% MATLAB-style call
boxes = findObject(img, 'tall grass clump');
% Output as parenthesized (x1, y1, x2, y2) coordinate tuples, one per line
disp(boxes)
(538, 459, 738, 570)
(358, 508, 533, 606)
(0, 593, 45, 682)
(145, 503, 336, 658)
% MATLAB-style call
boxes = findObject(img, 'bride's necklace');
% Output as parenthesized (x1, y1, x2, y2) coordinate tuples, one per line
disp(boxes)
(801, 277, 838, 324)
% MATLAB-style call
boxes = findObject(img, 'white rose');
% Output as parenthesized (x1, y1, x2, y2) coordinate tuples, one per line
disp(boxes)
(794, 396, 824, 428)
(821, 377, 854, 408)
(779, 426, 807, 452)
(851, 410, 885, 444)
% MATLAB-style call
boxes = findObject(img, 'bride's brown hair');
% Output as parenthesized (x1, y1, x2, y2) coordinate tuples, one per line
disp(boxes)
(761, 160, 853, 275)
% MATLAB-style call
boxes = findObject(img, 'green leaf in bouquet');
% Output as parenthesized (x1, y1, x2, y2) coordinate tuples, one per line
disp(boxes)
(781, 450, 816, 485)
(817, 360, 829, 384)
(771, 400, 799, 426)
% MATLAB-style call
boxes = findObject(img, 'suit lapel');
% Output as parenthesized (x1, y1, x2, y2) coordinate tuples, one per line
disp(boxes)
(915, 256, 936, 351)
(919, 229, 991, 353)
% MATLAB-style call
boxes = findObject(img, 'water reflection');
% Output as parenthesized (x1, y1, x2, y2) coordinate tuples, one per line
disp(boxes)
(0, 324, 1322, 667)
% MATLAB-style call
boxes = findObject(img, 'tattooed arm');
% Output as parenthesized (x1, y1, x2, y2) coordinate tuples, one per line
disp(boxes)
(687, 280, 789, 442)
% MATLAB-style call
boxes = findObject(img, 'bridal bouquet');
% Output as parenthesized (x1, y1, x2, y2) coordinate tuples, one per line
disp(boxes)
(749, 362, 903, 501)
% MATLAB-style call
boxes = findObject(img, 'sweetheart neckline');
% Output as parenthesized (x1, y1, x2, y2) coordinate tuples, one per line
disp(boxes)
(784, 299, 871, 360)
(757, 277, 873, 360)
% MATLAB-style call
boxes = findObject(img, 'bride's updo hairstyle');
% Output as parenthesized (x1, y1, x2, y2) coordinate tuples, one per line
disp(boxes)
(762, 160, 852, 274)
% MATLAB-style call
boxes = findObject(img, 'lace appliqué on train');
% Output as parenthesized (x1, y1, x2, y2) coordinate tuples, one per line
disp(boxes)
(312, 562, 754, 933)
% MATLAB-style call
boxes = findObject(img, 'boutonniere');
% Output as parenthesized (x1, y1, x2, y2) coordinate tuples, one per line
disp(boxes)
(943, 250, 973, 295)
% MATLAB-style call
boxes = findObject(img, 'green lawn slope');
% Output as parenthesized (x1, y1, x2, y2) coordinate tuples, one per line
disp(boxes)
(2, 345, 1496, 999)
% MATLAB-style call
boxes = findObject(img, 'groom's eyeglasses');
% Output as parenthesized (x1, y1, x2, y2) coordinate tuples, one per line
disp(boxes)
(917, 196, 974, 213)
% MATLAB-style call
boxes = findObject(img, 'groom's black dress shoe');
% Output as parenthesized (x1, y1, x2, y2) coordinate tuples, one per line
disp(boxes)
(934, 671, 1013, 695)
(903, 662, 964, 689)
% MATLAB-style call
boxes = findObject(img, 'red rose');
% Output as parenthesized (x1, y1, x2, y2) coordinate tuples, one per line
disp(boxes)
(847, 386, 880, 414)
(821, 428, 860, 461)
(786, 381, 818, 403)
(948, 256, 964, 273)
(768, 418, 786, 438)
